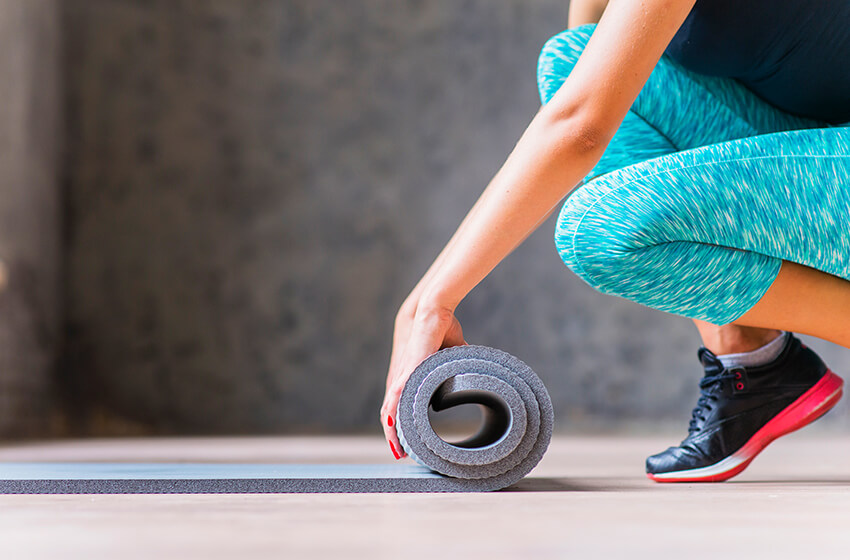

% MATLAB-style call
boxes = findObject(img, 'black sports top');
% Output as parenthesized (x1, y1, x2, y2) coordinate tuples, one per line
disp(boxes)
(665, 0, 850, 123)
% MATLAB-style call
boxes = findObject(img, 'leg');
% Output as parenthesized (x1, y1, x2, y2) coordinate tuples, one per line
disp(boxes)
(557, 127, 850, 324)
(693, 320, 782, 356)
(556, 127, 849, 481)
(538, 25, 819, 353)
(540, 27, 848, 482)
(735, 261, 850, 348)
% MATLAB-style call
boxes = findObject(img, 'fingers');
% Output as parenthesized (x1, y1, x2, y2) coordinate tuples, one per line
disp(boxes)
(381, 325, 441, 458)
(379, 324, 437, 460)
(381, 306, 464, 461)
(380, 383, 406, 459)
(381, 309, 416, 459)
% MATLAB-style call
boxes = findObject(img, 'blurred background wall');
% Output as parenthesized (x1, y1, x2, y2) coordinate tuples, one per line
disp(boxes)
(0, 0, 61, 437)
(1, 0, 847, 438)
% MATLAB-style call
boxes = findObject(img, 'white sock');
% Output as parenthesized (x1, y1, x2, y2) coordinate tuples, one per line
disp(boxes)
(717, 332, 790, 369)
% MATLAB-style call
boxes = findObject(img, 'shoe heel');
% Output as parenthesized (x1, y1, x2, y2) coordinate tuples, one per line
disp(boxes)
(758, 370, 844, 439)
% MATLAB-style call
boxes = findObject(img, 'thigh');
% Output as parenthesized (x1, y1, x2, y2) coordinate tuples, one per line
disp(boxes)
(556, 127, 850, 324)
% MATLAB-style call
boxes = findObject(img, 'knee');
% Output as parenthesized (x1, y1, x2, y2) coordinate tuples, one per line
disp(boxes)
(553, 179, 609, 287)
(537, 24, 596, 105)
(553, 175, 652, 296)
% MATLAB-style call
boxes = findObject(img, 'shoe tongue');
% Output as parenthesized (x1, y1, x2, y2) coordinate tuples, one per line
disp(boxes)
(697, 347, 725, 376)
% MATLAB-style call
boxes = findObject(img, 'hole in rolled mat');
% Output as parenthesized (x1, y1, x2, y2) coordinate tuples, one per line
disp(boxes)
(427, 381, 511, 449)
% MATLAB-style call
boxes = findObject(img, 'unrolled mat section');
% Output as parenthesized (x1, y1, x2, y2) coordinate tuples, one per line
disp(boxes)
(0, 346, 554, 494)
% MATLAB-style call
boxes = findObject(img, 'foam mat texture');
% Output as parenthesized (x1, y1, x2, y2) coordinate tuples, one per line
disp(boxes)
(0, 463, 506, 494)
(397, 345, 554, 491)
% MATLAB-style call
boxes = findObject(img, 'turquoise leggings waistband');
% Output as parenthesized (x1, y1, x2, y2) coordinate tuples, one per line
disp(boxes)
(537, 24, 850, 325)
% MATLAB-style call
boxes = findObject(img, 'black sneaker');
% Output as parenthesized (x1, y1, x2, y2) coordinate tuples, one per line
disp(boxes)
(646, 335, 843, 482)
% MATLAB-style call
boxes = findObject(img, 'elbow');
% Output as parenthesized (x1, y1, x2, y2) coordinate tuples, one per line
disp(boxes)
(565, 119, 606, 155)
(538, 106, 609, 158)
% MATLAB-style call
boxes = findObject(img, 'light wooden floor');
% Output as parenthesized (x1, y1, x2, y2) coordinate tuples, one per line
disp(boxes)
(1, 433, 849, 559)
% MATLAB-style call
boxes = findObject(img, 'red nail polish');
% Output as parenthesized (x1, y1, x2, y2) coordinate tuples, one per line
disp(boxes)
(389, 441, 401, 460)
(387, 416, 394, 427)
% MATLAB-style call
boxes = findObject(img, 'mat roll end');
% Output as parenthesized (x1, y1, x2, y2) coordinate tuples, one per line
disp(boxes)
(397, 345, 554, 491)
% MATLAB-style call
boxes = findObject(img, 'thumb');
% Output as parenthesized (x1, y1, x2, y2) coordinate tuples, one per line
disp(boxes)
(442, 317, 466, 349)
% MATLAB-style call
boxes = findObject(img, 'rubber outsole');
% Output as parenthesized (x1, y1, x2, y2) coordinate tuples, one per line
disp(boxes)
(647, 370, 844, 483)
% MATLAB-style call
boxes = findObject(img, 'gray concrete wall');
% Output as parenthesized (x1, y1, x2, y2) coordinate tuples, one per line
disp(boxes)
(61, 0, 850, 435)
(0, 0, 61, 438)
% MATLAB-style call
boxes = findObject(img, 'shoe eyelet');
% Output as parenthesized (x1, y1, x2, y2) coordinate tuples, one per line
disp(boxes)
(736, 382, 745, 391)
(734, 371, 742, 380)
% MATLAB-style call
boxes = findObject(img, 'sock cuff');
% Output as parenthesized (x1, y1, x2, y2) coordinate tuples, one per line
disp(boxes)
(717, 331, 789, 369)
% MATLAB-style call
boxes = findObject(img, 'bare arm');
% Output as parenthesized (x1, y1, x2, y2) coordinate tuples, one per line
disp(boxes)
(382, 0, 697, 457)
(569, 0, 610, 27)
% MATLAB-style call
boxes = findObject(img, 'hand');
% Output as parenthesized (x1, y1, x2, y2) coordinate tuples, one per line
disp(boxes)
(381, 301, 466, 459)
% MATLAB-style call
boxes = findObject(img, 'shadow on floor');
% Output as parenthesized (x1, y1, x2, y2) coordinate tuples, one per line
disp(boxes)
(502, 477, 645, 492)
(727, 479, 850, 486)
(505, 477, 850, 492)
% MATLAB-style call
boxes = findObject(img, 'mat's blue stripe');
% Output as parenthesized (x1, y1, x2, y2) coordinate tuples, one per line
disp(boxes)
(0, 463, 444, 480)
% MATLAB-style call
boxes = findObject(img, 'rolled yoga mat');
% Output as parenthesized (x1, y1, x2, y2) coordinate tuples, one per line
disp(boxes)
(397, 345, 554, 491)
(0, 346, 553, 494)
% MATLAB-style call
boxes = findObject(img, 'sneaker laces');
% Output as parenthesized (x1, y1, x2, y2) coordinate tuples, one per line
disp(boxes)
(687, 370, 738, 434)
(687, 348, 738, 434)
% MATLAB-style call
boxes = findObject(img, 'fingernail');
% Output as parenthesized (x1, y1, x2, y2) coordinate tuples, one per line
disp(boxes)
(389, 441, 401, 460)
(386, 416, 394, 427)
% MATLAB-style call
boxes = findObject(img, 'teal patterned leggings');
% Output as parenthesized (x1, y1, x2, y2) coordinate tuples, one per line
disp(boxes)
(538, 25, 850, 325)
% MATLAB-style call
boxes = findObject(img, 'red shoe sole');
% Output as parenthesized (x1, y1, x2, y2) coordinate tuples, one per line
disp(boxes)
(648, 370, 844, 483)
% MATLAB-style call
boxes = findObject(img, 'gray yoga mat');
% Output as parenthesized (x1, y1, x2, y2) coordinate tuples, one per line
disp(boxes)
(0, 346, 553, 494)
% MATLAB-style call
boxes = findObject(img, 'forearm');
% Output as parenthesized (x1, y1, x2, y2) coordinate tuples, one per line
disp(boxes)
(383, 0, 698, 452)
(416, 109, 606, 313)
(403, 0, 696, 317)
